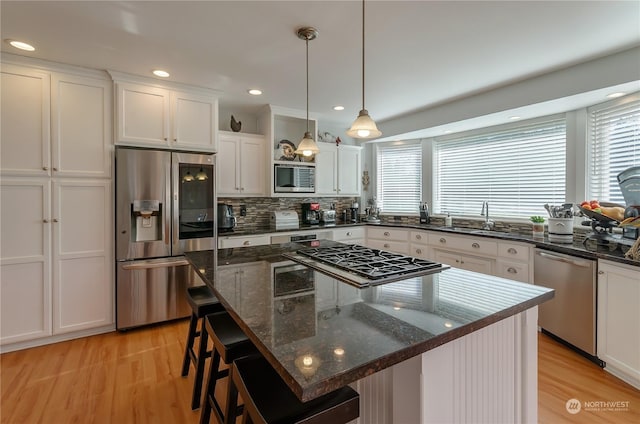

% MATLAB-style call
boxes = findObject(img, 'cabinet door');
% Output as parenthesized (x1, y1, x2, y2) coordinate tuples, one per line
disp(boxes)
(239, 136, 266, 195)
(433, 250, 494, 275)
(52, 180, 113, 333)
(1, 65, 50, 176)
(172, 91, 217, 151)
(597, 261, 640, 387)
(0, 179, 52, 344)
(496, 259, 529, 283)
(116, 82, 170, 146)
(51, 73, 112, 178)
(217, 134, 240, 195)
(337, 146, 361, 195)
(315, 144, 337, 195)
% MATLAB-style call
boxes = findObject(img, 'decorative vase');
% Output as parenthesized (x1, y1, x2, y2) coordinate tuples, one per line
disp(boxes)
(532, 223, 544, 238)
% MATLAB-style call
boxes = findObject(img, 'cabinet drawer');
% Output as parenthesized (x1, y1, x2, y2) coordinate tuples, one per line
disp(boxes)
(428, 233, 497, 256)
(498, 242, 530, 262)
(410, 230, 429, 245)
(367, 227, 409, 241)
(496, 259, 530, 283)
(333, 227, 365, 242)
(410, 244, 431, 259)
(219, 235, 270, 249)
(367, 239, 409, 254)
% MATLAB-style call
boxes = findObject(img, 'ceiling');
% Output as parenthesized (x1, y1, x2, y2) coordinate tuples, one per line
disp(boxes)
(2, 1, 640, 140)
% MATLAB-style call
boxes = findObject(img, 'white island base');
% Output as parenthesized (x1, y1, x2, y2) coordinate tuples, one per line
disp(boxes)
(351, 307, 539, 424)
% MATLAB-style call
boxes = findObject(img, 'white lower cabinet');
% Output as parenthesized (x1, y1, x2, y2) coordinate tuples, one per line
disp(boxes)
(0, 179, 112, 346)
(332, 226, 365, 245)
(410, 230, 432, 260)
(366, 227, 410, 254)
(218, 234, 270, 249)
(433, 250, 494, 274)
(597, 260, 640, 389)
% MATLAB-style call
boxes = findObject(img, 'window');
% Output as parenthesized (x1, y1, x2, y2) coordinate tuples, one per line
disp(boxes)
(434, 118, 566, 218)
(588, 94, 640, 204)
(376, 143, 422, 214)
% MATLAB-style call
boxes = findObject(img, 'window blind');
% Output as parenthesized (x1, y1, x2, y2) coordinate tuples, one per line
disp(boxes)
(588, 94, 640, 204)
(434, 118, 566, 218)
(376, 143, 422, 214)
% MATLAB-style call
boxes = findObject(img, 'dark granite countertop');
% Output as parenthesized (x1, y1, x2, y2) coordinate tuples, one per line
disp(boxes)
(220, 221, 639, 267)
(186, 241, 554, 402)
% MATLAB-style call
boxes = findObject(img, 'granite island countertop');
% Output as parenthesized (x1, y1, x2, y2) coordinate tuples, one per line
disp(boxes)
(186, 240, 554, 402)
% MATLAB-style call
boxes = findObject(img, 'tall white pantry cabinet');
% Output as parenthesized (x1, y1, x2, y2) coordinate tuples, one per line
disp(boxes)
(0, 58, 113, 350)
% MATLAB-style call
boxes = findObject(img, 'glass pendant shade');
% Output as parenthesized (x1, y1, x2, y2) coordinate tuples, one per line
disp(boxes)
(295, 132, 320, 157)
(195, 167, 208, 181)
(347, 109, 381, 139)
(182, 171, 194, 182)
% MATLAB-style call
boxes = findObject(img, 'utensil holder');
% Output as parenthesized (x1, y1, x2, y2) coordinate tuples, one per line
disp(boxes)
(548, 218, 574, 243)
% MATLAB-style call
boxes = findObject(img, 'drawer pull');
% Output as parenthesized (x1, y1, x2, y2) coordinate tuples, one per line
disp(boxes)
(472, 242, 480, 248)
(384, 243, 390, 248)
(507, 247, 518, 254)
(243, 241, 251, 246)
(43, 219, 49, 223)
(415, 234, 422, 240)
(507, 267, 517, 274)
(384, 231, 390, 237)
(346, 232, 352, 236)
(439, 238, 446, 244)
(416, 248, 422, 254)
(43, 166, 48, 171)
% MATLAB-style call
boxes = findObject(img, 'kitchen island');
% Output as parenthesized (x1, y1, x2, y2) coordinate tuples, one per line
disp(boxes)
(186, 241, 554, 424)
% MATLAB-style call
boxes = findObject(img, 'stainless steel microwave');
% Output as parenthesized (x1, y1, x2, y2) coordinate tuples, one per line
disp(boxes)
(274, 164, 315, 193)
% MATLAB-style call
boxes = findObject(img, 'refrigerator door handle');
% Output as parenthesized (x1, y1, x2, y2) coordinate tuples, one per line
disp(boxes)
(121, 257, 189, 270)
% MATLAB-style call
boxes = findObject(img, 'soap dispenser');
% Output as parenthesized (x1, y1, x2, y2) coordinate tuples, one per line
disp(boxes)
(445, 213, 452, 227)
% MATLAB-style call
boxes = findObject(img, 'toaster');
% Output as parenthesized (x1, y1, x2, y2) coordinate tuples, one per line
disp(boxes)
(320, 210, 336, 225)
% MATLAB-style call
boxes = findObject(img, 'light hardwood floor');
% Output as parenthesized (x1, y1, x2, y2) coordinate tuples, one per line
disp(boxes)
(1, 320, 639, 423)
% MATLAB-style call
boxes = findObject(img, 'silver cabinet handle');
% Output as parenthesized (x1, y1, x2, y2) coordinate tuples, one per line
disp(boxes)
(460, 261, 464, 264)
(43, 219, 49, 223)
(173, 138, 177, 142)
(598, 270, 604, 275)
(346, 232, 352, 236)
(416, 234, 422, 240)
(384, 231, 390, 237)
(507, 247, 517, 254)
(164, 137, 168, 141)
(507, 267, 517, 274)
(416, 248, 422, 254)
(243, 240, 251, 246)
(52, 167, 58, 171)
(439, 238, 446, 243)
(53, 218, 59, 222)
(472, 242, 480, 248)
(384, 243, 390, 248)
(43, 166, 48, 171)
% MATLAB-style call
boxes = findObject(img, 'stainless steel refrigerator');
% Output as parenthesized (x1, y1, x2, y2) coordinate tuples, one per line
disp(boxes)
(115, 147, 215, 330)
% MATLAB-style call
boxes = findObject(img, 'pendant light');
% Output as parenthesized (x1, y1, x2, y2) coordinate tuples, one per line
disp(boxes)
(195, 167, 208, 181)
(182, 171, 194, 182)
(347, 0, 381, 139)
(294, 27, 320, 157)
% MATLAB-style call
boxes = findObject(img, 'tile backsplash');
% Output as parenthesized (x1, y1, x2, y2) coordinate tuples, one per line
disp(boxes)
(217, 197, 358, 231)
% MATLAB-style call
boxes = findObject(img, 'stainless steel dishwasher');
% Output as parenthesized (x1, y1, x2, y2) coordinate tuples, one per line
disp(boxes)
(534, 249, 603, 365)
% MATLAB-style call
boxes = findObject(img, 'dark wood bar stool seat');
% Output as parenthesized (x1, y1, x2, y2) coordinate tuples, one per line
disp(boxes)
(181, 285, 224, 410)
(226, 355, 360, 424)
(200, 311, 257, 424)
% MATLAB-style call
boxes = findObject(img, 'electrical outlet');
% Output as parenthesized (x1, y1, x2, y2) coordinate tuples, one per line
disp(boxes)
(240, 205, 247, 216)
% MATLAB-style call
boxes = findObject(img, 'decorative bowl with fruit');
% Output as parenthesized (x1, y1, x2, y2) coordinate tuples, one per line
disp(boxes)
(578, 200, 626, 223)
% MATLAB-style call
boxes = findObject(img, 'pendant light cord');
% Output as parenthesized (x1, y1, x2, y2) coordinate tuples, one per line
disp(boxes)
(306, 36, 310, 133)
(361, 0, 365, 111)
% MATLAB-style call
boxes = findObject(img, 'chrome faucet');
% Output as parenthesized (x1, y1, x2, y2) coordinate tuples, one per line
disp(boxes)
(481, 201, 495, 230)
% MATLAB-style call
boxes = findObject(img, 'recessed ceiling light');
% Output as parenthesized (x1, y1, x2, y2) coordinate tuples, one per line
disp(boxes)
(7, 40, 35, 51)
(152, 70, 170, 78)
(509, 116, 521, 120)
(606, 92, 626, 99)
(248, 89, 262, 96)
(333, 105, 345, 111)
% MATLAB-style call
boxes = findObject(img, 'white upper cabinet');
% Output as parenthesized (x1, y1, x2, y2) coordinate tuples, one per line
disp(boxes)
(0, 64, 112, 178)
(115, 80, 218, 152)
(1, 64, 51, 176)
(315, 144, 361, 196)
(217, 131, 266, 196)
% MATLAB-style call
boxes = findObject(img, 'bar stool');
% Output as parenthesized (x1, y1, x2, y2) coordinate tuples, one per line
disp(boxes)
(181, 285, 224, 410)
(225, 355, 360, 424)
(200, 311, 257, 424)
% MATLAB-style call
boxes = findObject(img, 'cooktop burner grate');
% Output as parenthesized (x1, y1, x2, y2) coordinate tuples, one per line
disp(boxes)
(294, 244, 447, 281)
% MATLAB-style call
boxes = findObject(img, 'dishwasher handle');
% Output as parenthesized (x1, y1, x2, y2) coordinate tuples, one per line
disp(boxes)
(535, 250, 592, 268)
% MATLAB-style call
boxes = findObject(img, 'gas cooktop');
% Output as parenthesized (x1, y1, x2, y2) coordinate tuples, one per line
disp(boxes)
(283, 243, 449, 288)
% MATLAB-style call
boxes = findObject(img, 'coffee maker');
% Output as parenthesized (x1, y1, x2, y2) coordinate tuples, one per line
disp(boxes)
(618, 166, 640, 240)
(349, 201, 359, 223)
(419, 202, 430, 224)
(302, 202, 320, 225)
